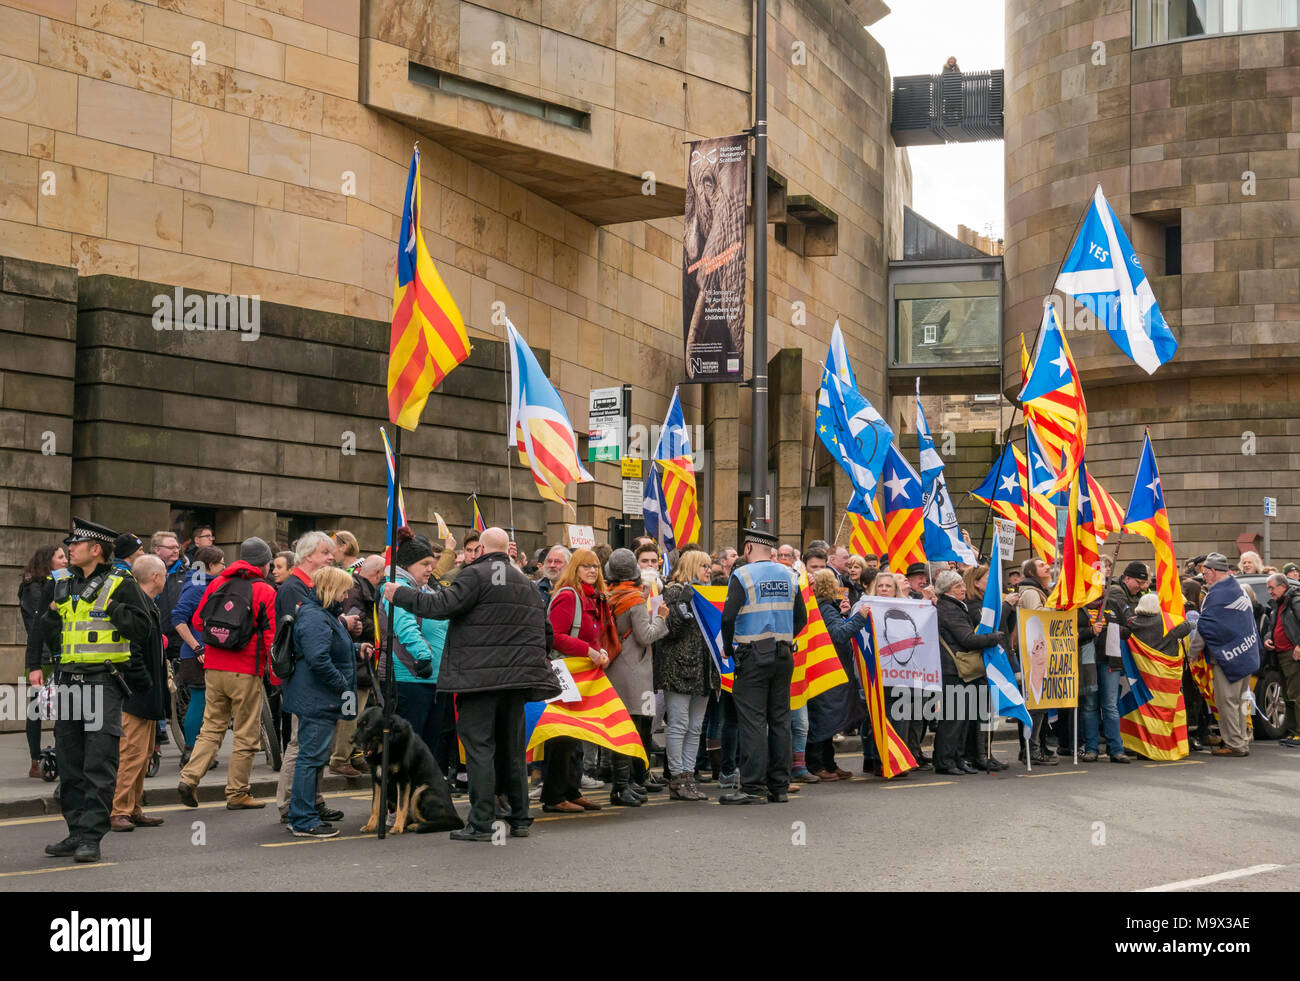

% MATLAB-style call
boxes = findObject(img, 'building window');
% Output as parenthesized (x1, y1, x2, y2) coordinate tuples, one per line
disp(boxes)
(1165, 225, 1182, 276)
(922, 323, 938, 345)
(408, 62, 591, 131)
(894, 280, 1001, 368)
(1135, 0, 1298, 46)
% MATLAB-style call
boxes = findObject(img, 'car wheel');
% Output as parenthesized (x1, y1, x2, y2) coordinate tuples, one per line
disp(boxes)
(1253, 669, 1286, 741)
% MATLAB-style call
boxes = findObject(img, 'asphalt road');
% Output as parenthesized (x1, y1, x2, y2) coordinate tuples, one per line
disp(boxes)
(1, 743, 1297, 892)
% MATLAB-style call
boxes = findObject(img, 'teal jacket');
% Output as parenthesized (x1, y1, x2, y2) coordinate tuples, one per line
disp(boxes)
(380, 567, 446, 685)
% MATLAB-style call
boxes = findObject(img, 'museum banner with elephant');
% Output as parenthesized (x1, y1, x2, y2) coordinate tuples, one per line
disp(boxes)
(1018, 608, 1078, 710)
(682, 134, 747, 384)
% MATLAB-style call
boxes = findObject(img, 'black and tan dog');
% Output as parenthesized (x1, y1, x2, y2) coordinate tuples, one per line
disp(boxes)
(351, 706, 463, 835)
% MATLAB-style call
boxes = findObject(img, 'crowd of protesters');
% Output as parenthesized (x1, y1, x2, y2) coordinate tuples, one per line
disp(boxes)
(17, 517, 1298, 850)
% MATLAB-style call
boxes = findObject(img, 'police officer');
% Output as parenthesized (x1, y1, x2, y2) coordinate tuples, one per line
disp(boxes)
(719, 528, 807, 804)
(36, 518, 153, 863)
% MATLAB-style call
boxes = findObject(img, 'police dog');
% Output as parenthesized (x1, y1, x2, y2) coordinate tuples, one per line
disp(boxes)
(351, 707, 463, 835)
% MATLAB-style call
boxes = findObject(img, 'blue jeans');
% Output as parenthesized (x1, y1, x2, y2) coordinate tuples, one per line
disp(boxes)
(288, 714, 334, 831)
(1096, 664, 1124, 757)
(791, 704, 808, 755)
(395, 682, 439, 752)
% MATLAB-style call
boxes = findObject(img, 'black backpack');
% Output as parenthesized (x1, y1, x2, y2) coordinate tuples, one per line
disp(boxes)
(200, 576, 260, 651)
(270, 603, 299, 681)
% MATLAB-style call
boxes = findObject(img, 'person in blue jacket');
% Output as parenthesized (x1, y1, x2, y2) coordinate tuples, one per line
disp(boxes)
(284, 566, 362, 838)
(170, 547, 226, 760)
(379, 528, 449, 766)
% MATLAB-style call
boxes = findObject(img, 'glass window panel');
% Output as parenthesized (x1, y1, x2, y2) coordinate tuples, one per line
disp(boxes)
(1242, 0, 1281, 28)
(1225, 0, 1241, 28)
(1171, 0, 1212, 37)
(895, 283, 1000, 367)
(1283, 0, 1298, 24)
(1136, 0, 1153, 45)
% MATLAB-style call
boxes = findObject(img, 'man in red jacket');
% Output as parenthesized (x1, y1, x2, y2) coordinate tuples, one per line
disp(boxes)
(177, 538, 277, 809)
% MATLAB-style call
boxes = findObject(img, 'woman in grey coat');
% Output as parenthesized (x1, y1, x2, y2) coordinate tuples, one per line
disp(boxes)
(605, 548, 669, 806)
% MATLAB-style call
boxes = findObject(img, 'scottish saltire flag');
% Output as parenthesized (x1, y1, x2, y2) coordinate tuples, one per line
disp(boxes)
(922, 470, 976, 564)
(507, 319, 592, 510)
(882, 443, 925, 574)
(816, 358, 893, 516)
(1056, 184, 1179, 375)
(524, 658, 647, 765)
(380, 427, 407, 546)
(791, 573, 848, 710)
(690, 584, 733, 693)
(388, 147, 470, 430)
(976, 559, 1033, 735)
(1047, 459, 1105, 610)
(654, 385, 694, 460)
(829, 319, 858, 390)
(851, 613, 916, 778)
(470, 495, 485, 533)
(915, 378, 944, 492)
(642, 465, 675, 562)
(1119, 612, 1189, 761)
(1123, 432, 1185, 622)
(1018, 305, 1087, 497)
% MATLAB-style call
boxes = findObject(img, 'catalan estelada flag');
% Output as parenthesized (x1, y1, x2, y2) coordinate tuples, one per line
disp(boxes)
(1123, 431, 1185, 622)
(524, 658, 646, 765)
(506, 318, 592, 509)
(659, 458, 701, 545)
(881, 443, 925, 574)
(1120, 612, 1189, 761)
(1018, 304, 1087, 497)
(388, 146, 470, 430)
(380, 426, 407, 544)
(644, 388, 701, 554)
(1048, 458, 1104, 610)
(1086, 467, 1125, 542)
(852, 612, 916, 779)
(471, 495, 485, 534)
(791, 574, 848, 710)
(972, 445, 1056, 564)
(1014, 445, 1059, 564)
(849, 485, 886, 558)
(690, 584, 733, 693)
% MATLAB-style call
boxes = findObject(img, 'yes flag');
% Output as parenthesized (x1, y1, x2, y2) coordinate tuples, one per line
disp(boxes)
(507, 319, 593, 510)
(1056, 184, 1178, 374)
(388, 147, 470, 430)
(975, 558, 1032, 736)
(915, 378, 944, 492)
(816, 355, 894, 516)
(525, 658, 647, 765)
(882, 443, 926, 574)
(1123, 432, 1185, 622)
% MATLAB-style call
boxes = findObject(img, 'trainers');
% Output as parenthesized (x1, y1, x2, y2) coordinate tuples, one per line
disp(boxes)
(292, 824, 339, 839)
(1280, 736, 1300, 748)
(718, 771, 739, 789)
(791, 767, 821, 784)
(528, 785, 542, 800)
(579, 774, 604, 791)
(317, 804, 344, 823)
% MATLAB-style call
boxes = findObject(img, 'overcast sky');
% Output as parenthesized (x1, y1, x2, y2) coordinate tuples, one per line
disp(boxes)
(869, 0, 1005, 241)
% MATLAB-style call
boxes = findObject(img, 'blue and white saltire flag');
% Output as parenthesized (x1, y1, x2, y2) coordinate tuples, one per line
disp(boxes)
(829, 319, 858, 391)
(1024, 417, 1061, 498)
(922, 470, 977, 564)
(976, 558, 1032, 736)
(1055, 184, 1178, 375)
(816, 360, 894, 516)
(653, 385, 693, 461)
(915, 377, 944, 494)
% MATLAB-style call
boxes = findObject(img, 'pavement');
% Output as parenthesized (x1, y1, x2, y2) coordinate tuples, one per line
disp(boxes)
(2, 730, 1298, 892)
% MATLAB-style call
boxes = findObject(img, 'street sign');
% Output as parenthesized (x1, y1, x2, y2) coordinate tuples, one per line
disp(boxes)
(588, 387, 623, 462)
(622, 478, 643, 516)
(620, 457, 642, 479)
(1264, 497, 1277, 517)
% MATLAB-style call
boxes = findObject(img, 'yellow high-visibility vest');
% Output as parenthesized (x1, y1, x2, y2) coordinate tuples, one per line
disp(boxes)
(55, 574, 131, 665)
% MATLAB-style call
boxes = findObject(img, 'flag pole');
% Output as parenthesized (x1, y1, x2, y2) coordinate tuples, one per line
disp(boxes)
(977, 402, 1021, 563)
(503, 337, 515, 541)
(377, 424, 402, 841)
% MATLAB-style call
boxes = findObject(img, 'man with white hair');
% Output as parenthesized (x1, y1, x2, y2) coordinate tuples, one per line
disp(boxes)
(1197, 553, 1261, 758)
(1263, 571, 1300, 747)
(383, 528, 560, 841)
(536, 545, 570, 601)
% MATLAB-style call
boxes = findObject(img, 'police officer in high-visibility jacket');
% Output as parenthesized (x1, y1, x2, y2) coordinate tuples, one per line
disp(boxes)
(35, 518, 153, 863)
(719, 528, 807, 804)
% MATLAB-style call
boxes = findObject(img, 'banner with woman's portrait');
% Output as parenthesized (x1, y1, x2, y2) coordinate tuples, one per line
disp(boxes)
(1017, 608, 1078, 709)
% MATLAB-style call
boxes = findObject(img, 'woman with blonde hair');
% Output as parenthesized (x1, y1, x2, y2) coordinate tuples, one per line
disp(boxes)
(284, 565, 365, 837)
(807, 569, 866, 781)
(542, 548, 616, 813)
(656, 549, 718, 800)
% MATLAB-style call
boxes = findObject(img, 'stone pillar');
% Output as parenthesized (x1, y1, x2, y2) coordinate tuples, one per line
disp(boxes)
(0, 258, 77, 722)
(705, 382, 739, 550)
(216, 508, 278, 561)
(768, 349, 803, 542)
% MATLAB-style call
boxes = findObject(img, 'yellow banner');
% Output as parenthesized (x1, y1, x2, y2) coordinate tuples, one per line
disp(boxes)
(1017, 608, 1077, 710)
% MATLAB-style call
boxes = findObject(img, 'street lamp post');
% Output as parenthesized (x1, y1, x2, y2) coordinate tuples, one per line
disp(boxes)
(750, 0, 769, 531)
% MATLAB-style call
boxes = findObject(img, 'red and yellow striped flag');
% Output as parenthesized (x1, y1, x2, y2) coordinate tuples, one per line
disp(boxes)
(525, 658, 647, 765)
(659, 457, 701, 544)
(791, 574, 848, 710)
(1086, 468, 1125, 542)
(849, 503, 886, 560)
(854, 612, 917, 778)
(1019, 307, 1088, 496)
(1047, 460, 1104, 610)
(388, 147, 470, 430)
(1013, 445, 1058, 565)
(1120, 613, 1189, 761)
(471, 496, 485, 534)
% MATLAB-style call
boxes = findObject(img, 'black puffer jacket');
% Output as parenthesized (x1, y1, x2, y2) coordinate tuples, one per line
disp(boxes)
(936, 594, 1005, 678)
(123, 604, 167, 720)
(391, 550, 560, 700)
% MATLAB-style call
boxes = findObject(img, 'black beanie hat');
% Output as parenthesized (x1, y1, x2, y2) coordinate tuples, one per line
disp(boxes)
(395, 526, 434, 569)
